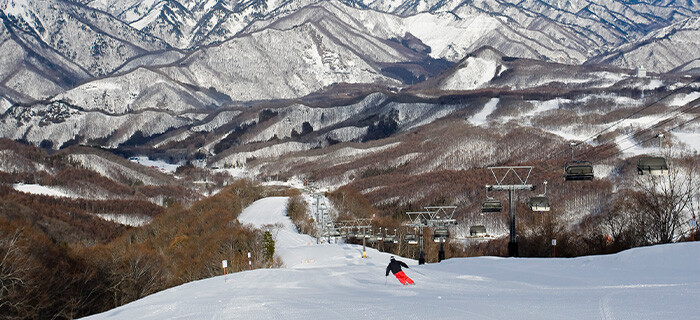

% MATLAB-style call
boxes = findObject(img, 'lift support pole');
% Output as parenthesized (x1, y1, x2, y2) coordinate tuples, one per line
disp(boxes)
(488, 184, 533, 257)
(487, 166, 536, 257)
(509, 188, 517, 257)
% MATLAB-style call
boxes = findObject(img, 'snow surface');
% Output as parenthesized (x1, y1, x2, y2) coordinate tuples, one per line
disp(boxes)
(83, 196, 700, 320)
(95, 213, 152, 227)
(129, 156, 180, 173)
(13, 183, 73, 198)
(468, 98, 499, 125)
(441, 57, 499, 90)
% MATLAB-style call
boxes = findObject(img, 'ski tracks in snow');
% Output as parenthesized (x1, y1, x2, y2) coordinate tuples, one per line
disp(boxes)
(599, 292, 618, 320)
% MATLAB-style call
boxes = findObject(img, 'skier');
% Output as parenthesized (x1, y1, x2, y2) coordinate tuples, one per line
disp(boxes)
(385, 256, 414, 285)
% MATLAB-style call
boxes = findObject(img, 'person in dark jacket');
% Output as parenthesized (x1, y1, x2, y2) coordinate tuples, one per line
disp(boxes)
(385, 256, 414, 285)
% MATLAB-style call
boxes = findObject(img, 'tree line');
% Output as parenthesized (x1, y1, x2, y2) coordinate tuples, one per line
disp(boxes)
(0, 179, 289, 319)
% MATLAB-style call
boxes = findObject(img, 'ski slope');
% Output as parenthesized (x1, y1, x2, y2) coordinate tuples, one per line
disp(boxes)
(83, 197, 700, 319)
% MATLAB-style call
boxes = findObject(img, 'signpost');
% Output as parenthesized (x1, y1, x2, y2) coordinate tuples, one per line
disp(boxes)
(552, 239, 557, 258)
(222, 260, 228, 282)
(248, 252, 252, 270)
(691, 217, 697, 241)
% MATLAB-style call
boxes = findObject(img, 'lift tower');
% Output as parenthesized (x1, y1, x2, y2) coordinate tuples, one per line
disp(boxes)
(486, 166, 535, 257)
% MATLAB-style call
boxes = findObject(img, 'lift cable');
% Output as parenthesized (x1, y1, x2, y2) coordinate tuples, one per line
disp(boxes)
(614, 111, 700, 157)
(577, 101, 700, 163)
(573, 100, 700, 162)
(571, 76, 700, 149)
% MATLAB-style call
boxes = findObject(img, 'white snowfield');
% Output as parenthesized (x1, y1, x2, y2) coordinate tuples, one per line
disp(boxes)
(83, 197, 700, 320)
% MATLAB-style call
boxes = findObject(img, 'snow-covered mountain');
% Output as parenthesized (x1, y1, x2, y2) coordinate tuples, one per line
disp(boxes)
(0, 0, 697, 106)
(591, 17, 700, 73)
(2, 0, 700, 159)
(81, 196, 700, 320)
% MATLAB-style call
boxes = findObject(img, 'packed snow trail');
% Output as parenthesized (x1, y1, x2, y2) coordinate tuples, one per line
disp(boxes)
(83, 197, 700, 320)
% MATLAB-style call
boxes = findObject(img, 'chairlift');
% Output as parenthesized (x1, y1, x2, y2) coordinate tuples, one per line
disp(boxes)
(481, 198, 503, 213)
(432, 228, 450, 242)
(404, 234, 418, 245)
(564, 160, 594, 181)
(565, 142, 594, 181)
(528, 196, 550, 211)
(469, 225, 487, 237)
(528, 180, 550, 211)
(385, 229, 398, 243)
(376, 233, 384, 241)
(637, 156, 669, 176)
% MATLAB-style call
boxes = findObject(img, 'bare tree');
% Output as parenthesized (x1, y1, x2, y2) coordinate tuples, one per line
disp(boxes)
(0, 229, 38, 319)
(599, 191, 634, 241)
(634, 161, 695, 244)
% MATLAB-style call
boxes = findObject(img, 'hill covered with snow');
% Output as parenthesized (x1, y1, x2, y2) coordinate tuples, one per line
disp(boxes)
(82, 197, 700, 320)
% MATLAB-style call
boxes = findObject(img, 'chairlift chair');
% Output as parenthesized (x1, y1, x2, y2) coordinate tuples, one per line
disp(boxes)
(528, 180, 550, 211)
(376, 233, 384, 241)
(432, 228, 450, 242)
(637, 156, 669, 175)
(481, 198, 503, 213)
(469, 225, 487, 237)
(528, 196, 550, 212)
(404, 234, 418, 245)
(564, 160, 594, 181)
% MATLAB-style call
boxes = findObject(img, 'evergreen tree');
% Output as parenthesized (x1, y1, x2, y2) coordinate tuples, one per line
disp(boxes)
(263, 230, 275, 267)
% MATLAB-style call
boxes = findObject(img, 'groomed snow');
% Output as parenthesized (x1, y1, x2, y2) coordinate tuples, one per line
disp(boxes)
(469, 98, 499, 125)
(129, 156, 180, 173)
(441, 57, 499, 90)
(13, 183, 73, 198)
(82, 196, 700, 320)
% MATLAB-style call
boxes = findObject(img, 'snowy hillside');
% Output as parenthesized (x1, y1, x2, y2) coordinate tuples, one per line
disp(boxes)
(591, 17, 700, 73)
(82, 196, 700, 320)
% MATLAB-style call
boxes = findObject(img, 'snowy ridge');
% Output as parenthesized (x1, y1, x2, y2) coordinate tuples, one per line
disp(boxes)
(54, 68, 223, 114)
(3, 0, 699, 108)
(0, 149, 49, 173)
(68, 154, 168, 186)
(592, 17, 700, 73)
(0, 103, 190, 149)
(82, 196, 700, 320)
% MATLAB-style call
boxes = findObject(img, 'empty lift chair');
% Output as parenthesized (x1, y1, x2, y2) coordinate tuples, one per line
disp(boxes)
(637, 156, 669, 175)
(637, 134, 669, 176)
(528, 180, 550, 211)
(481, 198, 503, 213)
(469, 225, 487, 237)
(528, 196, 550, 211)
(565, 142, 594, 181)
(481, 187, 502, 213)
(432, 228, 450, 242)
(404, 233, 418, 245)
(564, 160, 594, 181)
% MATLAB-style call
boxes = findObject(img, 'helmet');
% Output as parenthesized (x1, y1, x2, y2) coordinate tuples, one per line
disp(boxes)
(390, 256, 395, 260)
